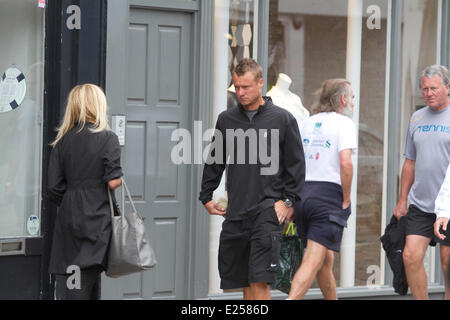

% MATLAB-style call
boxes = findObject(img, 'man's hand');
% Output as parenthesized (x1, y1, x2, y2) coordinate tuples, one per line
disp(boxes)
(394, 159, 415, 220)
(342, 200, 351, 210)
(434, 217, 449, 240)
(340, 149, 353, 212)
(274, 200, 294, 225)
(393, 199, 408, 220)
(204, 200, 226, 217)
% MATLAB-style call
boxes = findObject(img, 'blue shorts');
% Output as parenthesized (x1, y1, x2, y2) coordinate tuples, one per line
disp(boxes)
(295, 182, 351, 252)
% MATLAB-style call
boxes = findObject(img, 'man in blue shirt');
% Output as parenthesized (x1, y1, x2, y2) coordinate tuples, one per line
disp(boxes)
(394, 65, 450, 300)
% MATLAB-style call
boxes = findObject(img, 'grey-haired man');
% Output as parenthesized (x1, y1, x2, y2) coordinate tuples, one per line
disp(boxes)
(394, 64, 450, 300)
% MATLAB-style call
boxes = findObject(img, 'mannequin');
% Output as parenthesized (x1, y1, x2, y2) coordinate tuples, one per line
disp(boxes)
(267, 73, 310, 126)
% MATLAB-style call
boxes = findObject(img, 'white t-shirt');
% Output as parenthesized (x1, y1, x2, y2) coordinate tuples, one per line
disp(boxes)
(300, 112, 357, 185)
(435, 163, 450, 220)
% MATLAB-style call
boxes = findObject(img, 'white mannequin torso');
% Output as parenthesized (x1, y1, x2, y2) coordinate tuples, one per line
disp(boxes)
(267, 73, 310, 126)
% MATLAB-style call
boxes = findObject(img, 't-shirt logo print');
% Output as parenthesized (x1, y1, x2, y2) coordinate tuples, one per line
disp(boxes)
(325, 140, 331, 149)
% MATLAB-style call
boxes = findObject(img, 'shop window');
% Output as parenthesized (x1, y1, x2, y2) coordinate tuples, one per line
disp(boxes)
(268, 0, 389, 287)
(399, 0, 439, 284)
(355, 0, 388, 287)
(0, 0, 44, 237)
(399, 0, 438, 147)
(228, 0, 258, 85)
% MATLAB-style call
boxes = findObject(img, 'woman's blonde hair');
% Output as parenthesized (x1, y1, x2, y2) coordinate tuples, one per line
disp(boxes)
(51, 84, 110, 147)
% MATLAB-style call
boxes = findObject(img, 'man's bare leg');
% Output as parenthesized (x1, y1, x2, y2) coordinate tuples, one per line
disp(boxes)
(316, 249, 337, 300)
(403, 235, 431, 300)
(287, 240, 328, 300)
(440, 244, 450, 300)
(243, 282, 271, 300)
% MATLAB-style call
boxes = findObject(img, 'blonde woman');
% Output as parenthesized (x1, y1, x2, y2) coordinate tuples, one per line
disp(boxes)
(48, 84, 122, 300)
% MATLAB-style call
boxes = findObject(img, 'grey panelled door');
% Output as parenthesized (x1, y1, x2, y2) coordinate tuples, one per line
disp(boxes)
(117, 8, 192, 299)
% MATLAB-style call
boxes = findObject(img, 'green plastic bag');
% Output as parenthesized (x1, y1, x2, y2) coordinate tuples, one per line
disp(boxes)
(271, 222, 303, 294)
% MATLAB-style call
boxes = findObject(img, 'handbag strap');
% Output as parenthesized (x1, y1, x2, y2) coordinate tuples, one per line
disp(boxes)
(121, 179, 136, 212)
(107, 187, 119, 218)
(108, 178, 143, 220)
(121, 178, 143, 220)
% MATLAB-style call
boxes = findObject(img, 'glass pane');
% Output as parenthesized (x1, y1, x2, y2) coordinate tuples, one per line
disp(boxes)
(400, 0, 438, 147)
(399, 0, 438, 284)
(229, 0, 257, 86)
(356, 0, 388, 287)
(0, 0, 44, 237)
(268, 0, 389, 288)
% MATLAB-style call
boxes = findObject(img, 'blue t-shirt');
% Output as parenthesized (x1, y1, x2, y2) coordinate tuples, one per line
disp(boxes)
(404, 105, 450, 213)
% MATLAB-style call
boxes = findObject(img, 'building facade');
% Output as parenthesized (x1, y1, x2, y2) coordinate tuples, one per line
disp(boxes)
(0, 0, 448, 299)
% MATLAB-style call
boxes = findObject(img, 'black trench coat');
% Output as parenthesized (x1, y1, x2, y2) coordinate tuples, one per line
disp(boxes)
(47, 125, 123, 275)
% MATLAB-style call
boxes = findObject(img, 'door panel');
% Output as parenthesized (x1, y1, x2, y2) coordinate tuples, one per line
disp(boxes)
(103, 7, 192, 300)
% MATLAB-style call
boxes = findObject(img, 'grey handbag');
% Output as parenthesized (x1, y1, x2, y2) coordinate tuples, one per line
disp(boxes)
(106, 179, 157, 278)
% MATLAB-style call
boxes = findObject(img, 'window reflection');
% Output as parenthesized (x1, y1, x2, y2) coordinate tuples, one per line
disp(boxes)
(229, 0, 257, 85)
(268, 0, 389, 287)
(399, 0, 438, 284)
(0, 1, 44, 237)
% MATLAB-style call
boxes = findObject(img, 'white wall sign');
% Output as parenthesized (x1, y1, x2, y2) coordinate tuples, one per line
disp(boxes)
(112, 115, 126, 146)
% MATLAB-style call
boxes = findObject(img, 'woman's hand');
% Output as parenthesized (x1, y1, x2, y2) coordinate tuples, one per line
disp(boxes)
(108, 178, 122, 190)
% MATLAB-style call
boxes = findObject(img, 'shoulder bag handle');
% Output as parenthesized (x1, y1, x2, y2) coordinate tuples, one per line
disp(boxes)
(121, 178, 140, 216)
(108, 178, 141, 219)
(107, 186, 117, 218)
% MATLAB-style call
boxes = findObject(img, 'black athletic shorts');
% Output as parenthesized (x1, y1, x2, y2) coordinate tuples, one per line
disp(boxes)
(295, 181, 351, 252)
(403, 205, 450, 247)
(218, 206, 282, 290)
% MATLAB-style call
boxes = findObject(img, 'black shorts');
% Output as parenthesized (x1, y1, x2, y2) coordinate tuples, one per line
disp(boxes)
(403, 205, 450, 247)
(295, 182, 351, 252)
(218, 206, 282, 290)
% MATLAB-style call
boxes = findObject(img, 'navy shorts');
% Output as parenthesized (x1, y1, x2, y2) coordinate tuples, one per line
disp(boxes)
(295, 182, 351, 252)
(218, 206, 282, 290)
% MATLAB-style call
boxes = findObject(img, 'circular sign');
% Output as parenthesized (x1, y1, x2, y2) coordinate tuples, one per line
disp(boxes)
(27, 215, 40, 236)
(0, 67, 27, 113)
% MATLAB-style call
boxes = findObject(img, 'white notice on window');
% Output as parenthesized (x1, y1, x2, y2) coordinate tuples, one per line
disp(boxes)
(27, 215, 40, 236)
(0, 67, 27, 113)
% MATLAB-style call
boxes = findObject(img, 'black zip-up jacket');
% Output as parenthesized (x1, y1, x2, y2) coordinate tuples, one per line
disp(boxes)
(199, 97, 305, 220)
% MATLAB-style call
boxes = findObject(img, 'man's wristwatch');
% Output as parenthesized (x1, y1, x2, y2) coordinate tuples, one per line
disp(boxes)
(283, 198, 293, 208)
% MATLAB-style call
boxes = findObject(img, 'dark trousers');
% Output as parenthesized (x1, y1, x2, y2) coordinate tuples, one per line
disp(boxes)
(54, 266, 102, 300)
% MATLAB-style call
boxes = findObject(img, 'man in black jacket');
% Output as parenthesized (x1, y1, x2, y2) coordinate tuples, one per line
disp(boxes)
(199, 58, 305, 300)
